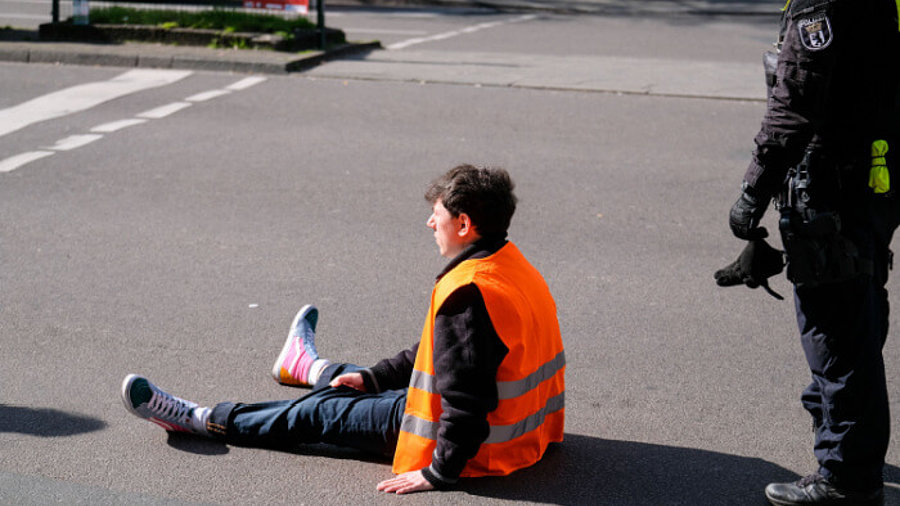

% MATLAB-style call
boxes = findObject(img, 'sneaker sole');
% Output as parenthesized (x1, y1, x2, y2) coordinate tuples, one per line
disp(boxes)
(271, 304, 316, 383)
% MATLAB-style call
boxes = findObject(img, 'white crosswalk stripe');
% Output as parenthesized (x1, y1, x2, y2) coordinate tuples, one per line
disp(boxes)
(90, 119, 148, 133)
(0, 72, 267, 174)
(0, 69, 192, 139)
(42, 134, 104, 151)
(0, 151, 53, 173)
(136, 102, 192, 119)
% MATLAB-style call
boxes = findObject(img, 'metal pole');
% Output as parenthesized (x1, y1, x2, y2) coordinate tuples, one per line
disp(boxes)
(317, 0, 325, 49)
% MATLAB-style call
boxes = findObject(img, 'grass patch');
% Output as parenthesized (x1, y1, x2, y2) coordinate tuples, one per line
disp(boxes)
(85, 6, 315, 33)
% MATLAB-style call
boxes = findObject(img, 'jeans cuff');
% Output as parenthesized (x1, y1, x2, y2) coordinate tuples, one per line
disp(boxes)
(207, 402, 235, 440)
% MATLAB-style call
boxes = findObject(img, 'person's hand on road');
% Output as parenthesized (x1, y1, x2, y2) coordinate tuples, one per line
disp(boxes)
(377, 471, 435, 494)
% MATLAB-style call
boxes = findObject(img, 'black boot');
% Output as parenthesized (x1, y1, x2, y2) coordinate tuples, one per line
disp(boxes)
(765, 474, 884, 506)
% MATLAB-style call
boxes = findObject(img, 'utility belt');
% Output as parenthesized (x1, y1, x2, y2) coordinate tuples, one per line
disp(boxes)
(776, 150, 874, 288)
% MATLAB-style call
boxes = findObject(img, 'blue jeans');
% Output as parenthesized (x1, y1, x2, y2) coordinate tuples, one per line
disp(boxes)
(209, 363, 407, 457)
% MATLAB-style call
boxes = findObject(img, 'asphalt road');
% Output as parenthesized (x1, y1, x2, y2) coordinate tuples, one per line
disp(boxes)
(1, 7, 898, 505)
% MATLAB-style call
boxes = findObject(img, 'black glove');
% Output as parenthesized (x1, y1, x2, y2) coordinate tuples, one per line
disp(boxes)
(715, 238, 785, 300)
(729, 187, 770, 240)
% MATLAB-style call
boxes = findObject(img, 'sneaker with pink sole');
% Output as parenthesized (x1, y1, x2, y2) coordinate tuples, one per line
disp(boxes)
(272, 304, 323, 386)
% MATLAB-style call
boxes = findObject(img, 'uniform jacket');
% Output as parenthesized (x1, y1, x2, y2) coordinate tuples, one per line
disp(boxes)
(743, 0, 900, 197)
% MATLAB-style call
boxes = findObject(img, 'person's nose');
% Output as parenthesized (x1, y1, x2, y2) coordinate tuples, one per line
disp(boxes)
(426, 214, 436, 229)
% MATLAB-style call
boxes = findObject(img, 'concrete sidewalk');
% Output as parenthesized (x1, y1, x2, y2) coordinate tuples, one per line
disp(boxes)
(0, 0, 779, 96)
(305, 49, 766, 100)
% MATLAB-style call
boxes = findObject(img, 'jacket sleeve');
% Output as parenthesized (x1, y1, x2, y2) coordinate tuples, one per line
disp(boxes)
(366, 342, 418, 393)
(424, 283, 508, 487)
(743, 0, 839, 196)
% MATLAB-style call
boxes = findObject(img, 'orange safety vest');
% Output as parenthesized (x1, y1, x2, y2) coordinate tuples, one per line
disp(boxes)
(392, 242, 565, 477)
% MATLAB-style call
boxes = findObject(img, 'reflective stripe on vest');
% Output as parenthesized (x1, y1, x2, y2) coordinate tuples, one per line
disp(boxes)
(392, 242, 565, 477)
(400, 390, 565, 445)
(407, 350, 566, 400)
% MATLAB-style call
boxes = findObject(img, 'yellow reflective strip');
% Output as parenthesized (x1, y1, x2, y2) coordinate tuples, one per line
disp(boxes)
(782, 0, 791, 11)
(896, 0, 900, 31)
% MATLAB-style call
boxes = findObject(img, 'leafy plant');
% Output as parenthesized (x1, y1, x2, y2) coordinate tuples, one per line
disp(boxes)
(85, 6, 315, 33)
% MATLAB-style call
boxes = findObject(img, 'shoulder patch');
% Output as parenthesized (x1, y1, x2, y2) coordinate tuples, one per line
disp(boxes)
(797, 15, 833, 50)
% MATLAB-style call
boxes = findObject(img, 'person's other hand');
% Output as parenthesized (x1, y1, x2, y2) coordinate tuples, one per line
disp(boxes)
(376, 471, 435, 494)
(329, 372, 366, 391)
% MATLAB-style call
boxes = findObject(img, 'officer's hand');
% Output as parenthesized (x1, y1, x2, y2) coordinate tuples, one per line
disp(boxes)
(729, 189, 770, 240)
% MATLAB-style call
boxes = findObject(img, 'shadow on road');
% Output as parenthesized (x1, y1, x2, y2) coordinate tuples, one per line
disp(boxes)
(166, 432, 230, 455)
(160, 429, 900, 504)
(463, 433, 793, 505)
(0, 404, 107, 437)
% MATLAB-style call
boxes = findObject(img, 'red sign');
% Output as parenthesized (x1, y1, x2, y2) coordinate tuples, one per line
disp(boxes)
(244, 0, 308, 14)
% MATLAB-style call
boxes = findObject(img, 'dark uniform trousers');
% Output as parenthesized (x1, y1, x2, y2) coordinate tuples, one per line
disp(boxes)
(795, 188, 897, 491)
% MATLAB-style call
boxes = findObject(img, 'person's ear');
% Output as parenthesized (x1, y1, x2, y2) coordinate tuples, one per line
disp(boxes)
(457, 213, 474, 238)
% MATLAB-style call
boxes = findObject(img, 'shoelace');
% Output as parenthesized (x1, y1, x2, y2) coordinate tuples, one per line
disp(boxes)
(148, 388, 194, 422)
(299, 325, 318, 358)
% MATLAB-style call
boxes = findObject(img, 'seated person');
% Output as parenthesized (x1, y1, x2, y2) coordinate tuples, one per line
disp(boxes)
(121, 164, 566, 494)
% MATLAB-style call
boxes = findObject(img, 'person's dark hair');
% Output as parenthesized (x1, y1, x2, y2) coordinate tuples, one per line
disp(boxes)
(425, 164, 517, 239)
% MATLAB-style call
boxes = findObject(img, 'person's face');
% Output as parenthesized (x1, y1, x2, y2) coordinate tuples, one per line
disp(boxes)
(427, 200, 471, 258)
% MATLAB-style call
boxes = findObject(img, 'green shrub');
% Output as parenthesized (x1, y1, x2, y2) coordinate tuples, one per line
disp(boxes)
(85, 6, 315, 33)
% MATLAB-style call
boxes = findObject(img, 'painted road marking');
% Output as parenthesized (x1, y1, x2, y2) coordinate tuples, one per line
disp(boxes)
(386, 14, 536, 50)
(43, 134, 104, 151)
(0, 151, 53, 173)
(91, 118, 148, 133)
(344, 28, 428, 35)
(186, 89, 231, 102)
(1, 75, 268, 174)
(226, 76, 268, 91)
(137, 102, 192, 119)
(0, 69, 192, 139)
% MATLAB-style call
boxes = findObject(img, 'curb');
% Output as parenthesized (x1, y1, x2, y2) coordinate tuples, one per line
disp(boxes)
(284, 40, 381, 71)
(0, 39, 381, 74)
(38, 22, 348, 50)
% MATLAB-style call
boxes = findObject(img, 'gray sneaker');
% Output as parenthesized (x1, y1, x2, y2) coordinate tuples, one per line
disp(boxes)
(121, 374, 200, 434)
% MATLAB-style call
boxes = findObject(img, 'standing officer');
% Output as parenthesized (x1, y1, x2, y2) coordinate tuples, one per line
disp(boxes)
(727, 0, 899, 504)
